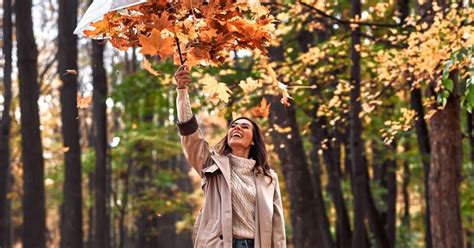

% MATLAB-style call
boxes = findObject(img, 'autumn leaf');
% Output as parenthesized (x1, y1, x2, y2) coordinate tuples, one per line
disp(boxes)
(65, 69, 78, 75)
(151, 12, 175, 32)
(200, 75, 232, 103)
(141, 57, 160, 76)
(83, 17, 109, 37)
(249, 2, 269, 18)
(199, 28, 218, 42)
(273, 124, 292, 133)
(185, 47, 211, 67)
(239, 77, 261, 94)
(176, 19, 198, 44)
(77, 95, 92, 109)
(251, 97, 271, 118)
(139, 29, 175, 59)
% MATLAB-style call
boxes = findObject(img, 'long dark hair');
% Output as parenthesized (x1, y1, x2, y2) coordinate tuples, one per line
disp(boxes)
(216, 117, 273, 183)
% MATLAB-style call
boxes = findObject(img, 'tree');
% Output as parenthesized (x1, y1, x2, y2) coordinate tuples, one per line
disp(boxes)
(269, 97, 333, 248)
(58, 0, 83, 247)
(15, 0, 46, 247)
(428, 73, 464, 247)
(0, 0, 13, 247)
(92, 38, 110, 248)
(348, 0, 367, 246)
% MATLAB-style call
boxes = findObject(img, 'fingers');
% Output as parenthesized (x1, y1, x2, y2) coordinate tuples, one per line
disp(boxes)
(175, 70, 190, 78)
(174, 65, 191, 88)
(175, 65, 189, 74)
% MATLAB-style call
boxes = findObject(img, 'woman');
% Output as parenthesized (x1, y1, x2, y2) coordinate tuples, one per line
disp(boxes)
(174, 65, 286, 248)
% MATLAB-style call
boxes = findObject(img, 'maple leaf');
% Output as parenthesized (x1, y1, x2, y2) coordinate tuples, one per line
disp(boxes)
(200, 75, 232, 103)
(182, 0, 205, 11)
(83, 17, 109, 37)
(199, 28, 218, 42)
(139, 29, 175, 59)
(151, 12, 175, 32)
(239, 77, 261, 94)
(176, 19, 198, 44)
(251, 97, 271, 118)
(186, 46, 211, 67)
(249, 3, 269, 18)
(141, 57, 160, 76)
(77, 95, 92, 109)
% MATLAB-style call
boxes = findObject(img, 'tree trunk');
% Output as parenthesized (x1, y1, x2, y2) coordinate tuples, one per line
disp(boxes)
(428, 74, 463, 248)
(15, 0, 46, 247)
(410, 84, 432, 247)
(468, 111, 474, 163)
(119, 158, 132, 248)
(58, 0, 83, 247)
(0, 0, 13, 246)
(87, 172, 95, 248)
(92, 40, 109, 248)
(296, 28, 334, 248)
(311, 115, 351, 248)
(402, 145, 410, 228)
(384, 149, 397, 247)
(269, 97, 332, 248)
(349, 0, 367, 246)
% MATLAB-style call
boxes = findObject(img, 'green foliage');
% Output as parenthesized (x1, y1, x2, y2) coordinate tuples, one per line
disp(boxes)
(440, 45, 474, 109)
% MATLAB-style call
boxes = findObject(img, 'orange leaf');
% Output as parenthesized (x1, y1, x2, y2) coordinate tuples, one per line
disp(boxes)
(83, 18, 109, 37)
(139, 29, 175, 59)
(77, 95, 92, 109)
(141, 57, 160, 76)
(280, 96, 290, 107)
(65, 69, 78, 75)
(151, 12, 175, 32)
(251, 98, 271, 118)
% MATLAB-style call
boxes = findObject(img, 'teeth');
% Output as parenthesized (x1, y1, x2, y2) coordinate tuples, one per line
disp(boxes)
(232, 132, 242, 138)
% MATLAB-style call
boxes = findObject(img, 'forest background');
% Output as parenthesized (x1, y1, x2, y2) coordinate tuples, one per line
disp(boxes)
(0, 0, 473, 247)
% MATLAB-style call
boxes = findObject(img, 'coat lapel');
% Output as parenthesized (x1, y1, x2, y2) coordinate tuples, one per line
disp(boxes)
(210, 153, 232, 190)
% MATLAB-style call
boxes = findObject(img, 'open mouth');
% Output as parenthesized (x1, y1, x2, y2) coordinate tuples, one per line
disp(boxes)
(231, 131, 243, 139)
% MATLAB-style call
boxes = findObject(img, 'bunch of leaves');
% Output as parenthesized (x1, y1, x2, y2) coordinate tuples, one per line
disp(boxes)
(375, 5, 474, 109)
(83, 0, 276, 68)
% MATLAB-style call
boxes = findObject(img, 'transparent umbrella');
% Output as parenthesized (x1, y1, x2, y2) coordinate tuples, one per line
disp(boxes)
(74, 0, 147, 36)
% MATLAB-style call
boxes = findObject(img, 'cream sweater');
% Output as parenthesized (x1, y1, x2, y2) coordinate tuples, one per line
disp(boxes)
(177, 88, 257, 239)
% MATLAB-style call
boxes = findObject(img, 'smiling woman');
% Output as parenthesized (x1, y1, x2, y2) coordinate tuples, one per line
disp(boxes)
(174, 65, 286, 248)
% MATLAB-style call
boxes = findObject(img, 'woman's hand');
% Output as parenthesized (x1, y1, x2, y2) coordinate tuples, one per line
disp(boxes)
(174, 65, 191, 89)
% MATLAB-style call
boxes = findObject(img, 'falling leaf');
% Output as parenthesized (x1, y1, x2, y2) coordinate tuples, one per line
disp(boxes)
(251, 97, 271, 118)
(139, 29, 175, 59)
(200, 75, 232, 103)
(273, 124, 292, 133)
(239, 77, 261, 94)
(77, 95, 92, 109)
(65, 69, 78, 75)
(280, 96, 291, 107)
(141, 57, 160, 76)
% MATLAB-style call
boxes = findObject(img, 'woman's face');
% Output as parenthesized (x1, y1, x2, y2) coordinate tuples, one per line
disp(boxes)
(227, 119, 254, 150)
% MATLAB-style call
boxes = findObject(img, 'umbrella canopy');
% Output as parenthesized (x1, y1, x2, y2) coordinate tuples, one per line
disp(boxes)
(74, 0, 146, 36)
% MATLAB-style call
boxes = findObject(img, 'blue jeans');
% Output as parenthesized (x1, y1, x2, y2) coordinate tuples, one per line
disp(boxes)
(233, 238, 254, 248)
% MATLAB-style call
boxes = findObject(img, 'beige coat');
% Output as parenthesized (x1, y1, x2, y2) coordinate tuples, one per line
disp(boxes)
(178, 116, 286, 248)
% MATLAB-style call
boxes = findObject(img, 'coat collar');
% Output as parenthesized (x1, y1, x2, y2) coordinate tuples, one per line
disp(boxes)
(210, 151, 232, 189)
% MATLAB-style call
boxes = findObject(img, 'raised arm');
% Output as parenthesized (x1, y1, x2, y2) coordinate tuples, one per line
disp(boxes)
(175, 65, 212, 176)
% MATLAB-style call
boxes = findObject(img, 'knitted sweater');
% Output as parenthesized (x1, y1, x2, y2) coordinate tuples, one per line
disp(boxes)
(177, 88, 257, 239)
